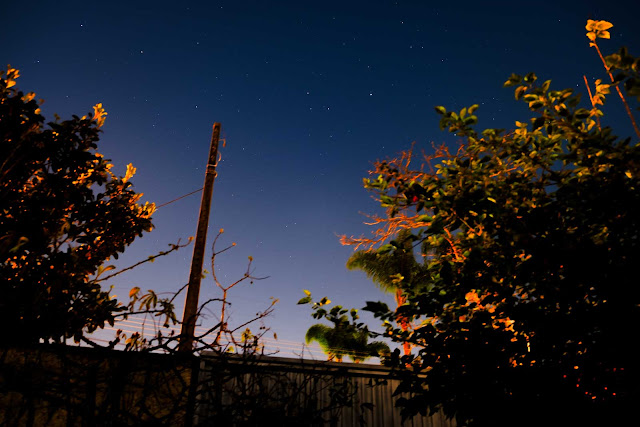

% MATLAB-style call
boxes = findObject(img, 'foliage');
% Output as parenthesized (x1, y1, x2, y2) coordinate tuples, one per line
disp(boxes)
(0, 67, 277, 355)
(347, 229, 424, 355)
(342, 21, 639, 425)
(0, 66, 160, 345)
(300, 293, 390, 363)
(0, 67, 325, 426)
(347, 230, 422, 295)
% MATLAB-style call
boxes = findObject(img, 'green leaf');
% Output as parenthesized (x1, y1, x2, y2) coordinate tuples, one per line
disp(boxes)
(363, 301, 390, 314)
(427, 217, 445, 235)
(9, 236, 29, 253)
(377, 244, 394, 254)
(541, 80, 551, 92)
(417, 214, 433, 222)
(528, 101, 544, 110)
(504, 73, 522, 87)
(380, 195, 394, 206)
(575, 108, 591, 119)
(515, 86, 527, 100)
(532, 116, 545, 130)
(297, 296, 312, 305)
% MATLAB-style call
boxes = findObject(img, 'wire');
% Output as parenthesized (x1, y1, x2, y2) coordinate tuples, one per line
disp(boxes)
(119, 317, 311, 347)
(103, 320, 383, 359)
(118, 317, 377, 354)
(156, 187, 203, 209)
(97, 327, 327, 357)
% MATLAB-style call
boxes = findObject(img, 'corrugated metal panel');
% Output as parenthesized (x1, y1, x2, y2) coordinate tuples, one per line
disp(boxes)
(195, 354, 455, 427)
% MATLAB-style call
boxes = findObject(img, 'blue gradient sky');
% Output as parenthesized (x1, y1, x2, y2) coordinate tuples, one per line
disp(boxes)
(4, 0, 638, 358)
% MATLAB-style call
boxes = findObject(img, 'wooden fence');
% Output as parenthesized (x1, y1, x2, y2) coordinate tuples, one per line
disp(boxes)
(196, 353, 455, 427)
(0, 345, 197, 426)
(0, 346, 455, 426)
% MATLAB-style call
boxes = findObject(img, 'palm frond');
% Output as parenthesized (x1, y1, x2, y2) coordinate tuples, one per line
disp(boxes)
(305, 324, 331, 346)
(366, 341, 390, 356)
(347, 229, 424, 295)
(346, 251, 400, 293)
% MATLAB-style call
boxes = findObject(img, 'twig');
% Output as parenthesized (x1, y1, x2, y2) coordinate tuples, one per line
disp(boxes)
(94, 239, 192, 283)
(582, 75, 602, 130)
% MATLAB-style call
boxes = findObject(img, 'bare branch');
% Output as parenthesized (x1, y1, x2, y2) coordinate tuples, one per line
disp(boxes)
(94, 239, 192, 283)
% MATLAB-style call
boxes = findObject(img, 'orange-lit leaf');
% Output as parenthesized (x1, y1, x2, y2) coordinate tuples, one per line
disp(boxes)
(92, 103, 107, 128)
(123, 163, 136, 183)
(595, 20, 613, 31)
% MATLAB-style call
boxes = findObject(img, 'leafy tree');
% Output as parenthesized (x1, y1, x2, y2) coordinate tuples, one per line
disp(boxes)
(342, 21, 640, 425)
(347, 229, 425, 355)
(0, 66, 157, 345)
(301, 294, 390, 363)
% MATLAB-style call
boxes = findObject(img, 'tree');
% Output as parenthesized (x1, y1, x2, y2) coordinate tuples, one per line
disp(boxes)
(347, 229, 425, 355)
(302, 294, 390, 363)
(342, 21, 640, 426)
(0, 66, 157, 345)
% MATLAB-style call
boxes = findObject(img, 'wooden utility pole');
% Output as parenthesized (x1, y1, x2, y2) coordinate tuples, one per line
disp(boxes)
(178, 123, 222, 352)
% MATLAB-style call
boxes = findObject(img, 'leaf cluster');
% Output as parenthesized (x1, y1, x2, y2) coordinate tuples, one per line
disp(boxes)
(605, 46, 640, 101)
(299, 292, 390, 363)
(347, 29, 640, 426)
(0, 67, 156, 345)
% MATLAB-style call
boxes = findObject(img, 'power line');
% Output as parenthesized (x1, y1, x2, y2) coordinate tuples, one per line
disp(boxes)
(105, 320, 384, 359)
(120, 317, 310, 347)
(156, 187, 203, 209)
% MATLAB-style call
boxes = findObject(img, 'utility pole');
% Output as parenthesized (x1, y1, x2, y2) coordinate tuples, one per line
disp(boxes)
(178, 123, 222, 353)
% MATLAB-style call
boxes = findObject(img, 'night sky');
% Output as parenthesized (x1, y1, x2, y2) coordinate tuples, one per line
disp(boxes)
(4, 1, 638, 358)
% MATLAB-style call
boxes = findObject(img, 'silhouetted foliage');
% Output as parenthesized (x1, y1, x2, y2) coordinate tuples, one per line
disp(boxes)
(347, 229, 424, 355)
(342, 21, 640, 426)
(0, 67, 156, 345)
(301, 294, 390, 363)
